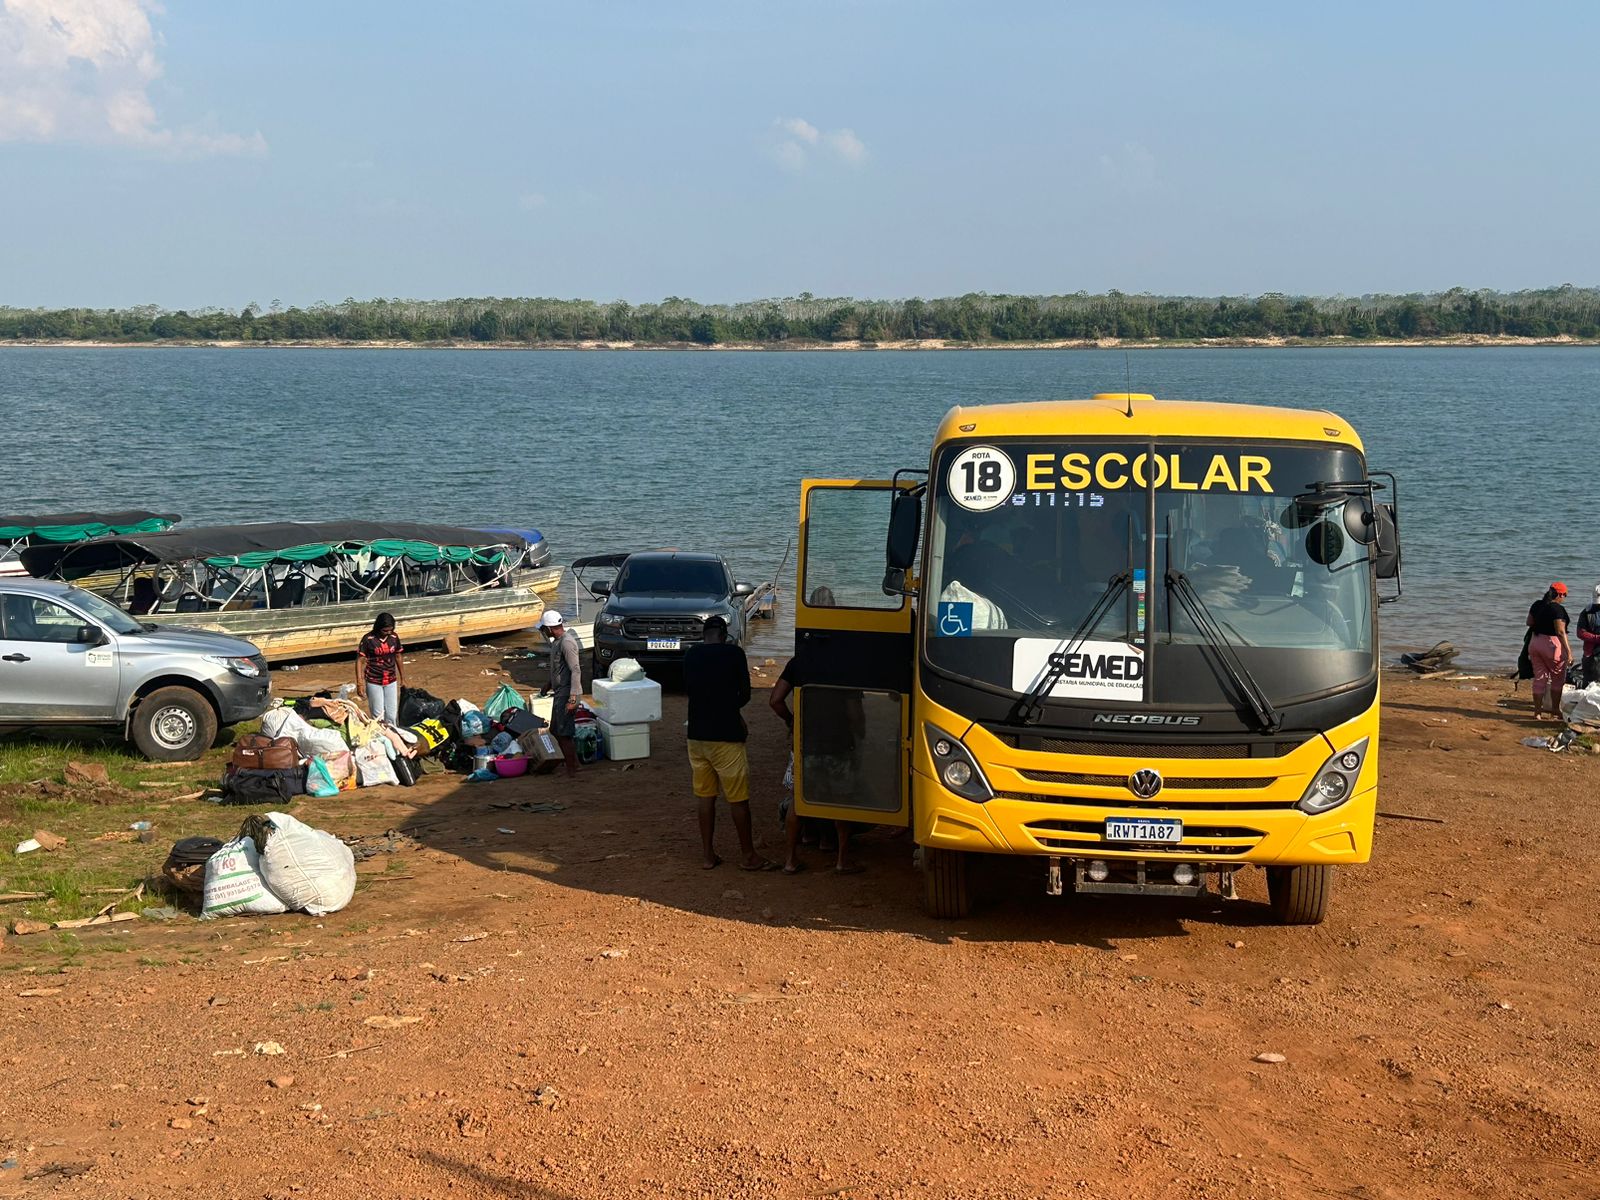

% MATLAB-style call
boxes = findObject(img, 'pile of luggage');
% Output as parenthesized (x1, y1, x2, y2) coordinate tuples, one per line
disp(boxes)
(218, 691, 439, 804)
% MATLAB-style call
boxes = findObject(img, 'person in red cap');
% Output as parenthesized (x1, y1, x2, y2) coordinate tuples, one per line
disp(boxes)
(1526, 583, 1574, 720)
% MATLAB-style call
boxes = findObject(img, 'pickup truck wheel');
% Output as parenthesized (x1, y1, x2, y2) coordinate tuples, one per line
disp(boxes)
(921, 847, 972, 919)
(131, 686, 217, 762)
(1267, 864, 1332, 925)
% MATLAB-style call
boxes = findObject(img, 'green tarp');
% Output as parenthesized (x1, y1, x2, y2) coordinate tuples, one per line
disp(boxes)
(0, 512, 177, 542)
(202, 540, 505, 569)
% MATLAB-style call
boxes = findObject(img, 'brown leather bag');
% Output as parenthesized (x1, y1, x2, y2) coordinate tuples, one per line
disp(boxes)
(230, 733, 299, 772)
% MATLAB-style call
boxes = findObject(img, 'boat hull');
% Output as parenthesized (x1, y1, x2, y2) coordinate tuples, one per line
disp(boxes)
(142, 568, 562, 664)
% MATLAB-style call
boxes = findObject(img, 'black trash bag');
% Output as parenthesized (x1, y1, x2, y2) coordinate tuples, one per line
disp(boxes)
(398, 686, 446, 726)
(392, 755, 417, 787)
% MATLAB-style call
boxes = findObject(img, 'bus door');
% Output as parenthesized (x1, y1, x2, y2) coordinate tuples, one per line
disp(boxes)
(792, 480, 913, 828)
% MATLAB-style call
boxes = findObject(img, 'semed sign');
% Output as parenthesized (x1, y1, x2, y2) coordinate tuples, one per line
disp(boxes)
(1012, 637, 1144, 700)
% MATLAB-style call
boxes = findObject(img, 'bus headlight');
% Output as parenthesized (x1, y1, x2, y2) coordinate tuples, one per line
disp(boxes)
(1297, 737, 1368, 814)
(923, 723, 993, 803)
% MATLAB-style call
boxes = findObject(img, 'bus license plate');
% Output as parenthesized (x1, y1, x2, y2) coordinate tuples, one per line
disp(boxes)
(1105, 817, 1183, 843)
(647, 638, 681, 651)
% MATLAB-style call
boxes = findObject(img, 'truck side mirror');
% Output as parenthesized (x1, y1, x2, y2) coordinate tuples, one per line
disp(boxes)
(733, 581, 755, 597)
(590, 579, 612, 597)
(74, 624, 106, 645)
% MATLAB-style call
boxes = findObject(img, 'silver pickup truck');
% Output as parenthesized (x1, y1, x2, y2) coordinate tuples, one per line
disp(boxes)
(0, 578, 272, 760)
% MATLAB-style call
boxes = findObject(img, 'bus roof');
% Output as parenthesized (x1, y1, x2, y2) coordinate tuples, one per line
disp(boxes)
(935, 394, 1365, 452)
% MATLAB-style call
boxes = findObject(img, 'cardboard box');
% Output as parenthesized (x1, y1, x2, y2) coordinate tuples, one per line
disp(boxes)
(517, 728, 563, 773)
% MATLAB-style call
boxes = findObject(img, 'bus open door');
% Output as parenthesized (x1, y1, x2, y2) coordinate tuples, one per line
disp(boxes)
(791, 479, 916, 834)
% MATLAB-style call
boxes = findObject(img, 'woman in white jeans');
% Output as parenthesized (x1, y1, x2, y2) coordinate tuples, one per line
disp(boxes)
(356, 612, 404, 722)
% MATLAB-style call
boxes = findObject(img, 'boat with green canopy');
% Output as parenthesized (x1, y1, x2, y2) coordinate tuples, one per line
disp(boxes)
(20, 520, 562, 663)
(0, 510, 179, 577)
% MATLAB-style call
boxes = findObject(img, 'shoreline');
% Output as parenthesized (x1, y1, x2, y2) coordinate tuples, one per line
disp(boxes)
(1, 333, 1595, 352)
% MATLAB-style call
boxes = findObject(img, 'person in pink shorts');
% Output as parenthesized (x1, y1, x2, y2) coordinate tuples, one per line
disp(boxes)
(1526, 582, 1574, 721)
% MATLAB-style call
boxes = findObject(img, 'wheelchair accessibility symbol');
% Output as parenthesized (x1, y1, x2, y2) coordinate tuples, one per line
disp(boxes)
(938, 601, 974, 637)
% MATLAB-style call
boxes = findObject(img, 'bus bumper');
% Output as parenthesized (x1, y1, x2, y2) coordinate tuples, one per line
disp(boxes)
(913, 770, 1376, 868)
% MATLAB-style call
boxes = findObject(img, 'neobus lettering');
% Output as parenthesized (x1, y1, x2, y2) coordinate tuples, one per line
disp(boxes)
(1025, 452, 1273, 493)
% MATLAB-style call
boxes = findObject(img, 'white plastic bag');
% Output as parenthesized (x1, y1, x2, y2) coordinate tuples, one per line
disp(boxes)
(938, 580, 1008, 631)
(261, 705, 349, 758)
(354, 740, 398, 787)
(1560, 683, 1600, 724)
(256, 811, 356, 916)
(609, 657, 646, 682)
(201, 836, 288, 918)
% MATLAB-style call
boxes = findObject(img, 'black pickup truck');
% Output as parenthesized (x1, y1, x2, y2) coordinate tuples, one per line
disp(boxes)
(587, 551, 754, 678)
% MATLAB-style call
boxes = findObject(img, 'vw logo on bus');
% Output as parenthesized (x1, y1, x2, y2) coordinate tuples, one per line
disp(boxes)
(1128, 768, 1163, 799)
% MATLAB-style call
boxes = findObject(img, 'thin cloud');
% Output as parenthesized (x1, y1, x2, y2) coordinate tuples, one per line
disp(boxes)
(518, 192, 547, 211)
(0, 0, 265, 155)
(766, 116, 868, 171)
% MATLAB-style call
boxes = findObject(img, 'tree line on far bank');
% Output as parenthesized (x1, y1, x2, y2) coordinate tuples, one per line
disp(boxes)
(3, 286, 1598, 345)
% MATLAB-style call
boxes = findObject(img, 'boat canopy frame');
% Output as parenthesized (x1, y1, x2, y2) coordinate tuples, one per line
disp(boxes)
(20, 520, 539, 615)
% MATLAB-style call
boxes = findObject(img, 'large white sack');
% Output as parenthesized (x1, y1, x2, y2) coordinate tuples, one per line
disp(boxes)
(1561, 684, 1600, 724)
(202, 836, 288, 918)
(260, 705, 348, 758)
(257, 811, 356, 916)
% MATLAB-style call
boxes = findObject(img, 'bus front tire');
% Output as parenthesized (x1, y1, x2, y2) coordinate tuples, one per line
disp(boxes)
(922, 848, 971, 919)
(1267, 864, 1331, 925)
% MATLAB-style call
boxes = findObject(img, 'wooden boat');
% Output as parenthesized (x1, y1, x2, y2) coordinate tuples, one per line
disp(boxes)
(21, 520, 563, 664)
(0, 509, 178, 577)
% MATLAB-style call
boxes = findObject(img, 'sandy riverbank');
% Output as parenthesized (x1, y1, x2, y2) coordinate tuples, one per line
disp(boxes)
(1, 648, 1595, 1197)
(2, 333, 1594, 351)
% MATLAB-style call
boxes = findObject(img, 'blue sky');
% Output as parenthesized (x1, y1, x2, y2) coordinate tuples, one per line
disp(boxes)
(1, 0, 1596, 309)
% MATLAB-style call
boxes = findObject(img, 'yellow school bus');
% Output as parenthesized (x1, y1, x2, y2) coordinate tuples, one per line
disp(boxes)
(792, 395, 1400, 924)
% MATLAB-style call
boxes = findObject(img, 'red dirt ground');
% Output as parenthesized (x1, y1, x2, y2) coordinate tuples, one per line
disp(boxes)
(1, 654, 1596, 1199)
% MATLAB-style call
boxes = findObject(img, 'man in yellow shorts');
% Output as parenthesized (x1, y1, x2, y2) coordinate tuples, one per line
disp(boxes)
(684, 616, 773, 871)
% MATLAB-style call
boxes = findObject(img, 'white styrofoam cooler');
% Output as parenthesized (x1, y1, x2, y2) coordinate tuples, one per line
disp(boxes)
(590, 677, 662, 725)
(598, 717, 650, 761)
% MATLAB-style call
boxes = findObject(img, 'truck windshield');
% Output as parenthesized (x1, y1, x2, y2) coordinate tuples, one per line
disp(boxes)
(68, 586, 146, 634)
(615, 558, 728, 596)
(922, 440, 1375, 708)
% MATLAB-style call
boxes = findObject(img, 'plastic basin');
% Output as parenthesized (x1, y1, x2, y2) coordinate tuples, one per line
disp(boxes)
(493, 756, 530, 778)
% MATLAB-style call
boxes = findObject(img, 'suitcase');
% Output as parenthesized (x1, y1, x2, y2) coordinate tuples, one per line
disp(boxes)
(230, 733, 300, 772)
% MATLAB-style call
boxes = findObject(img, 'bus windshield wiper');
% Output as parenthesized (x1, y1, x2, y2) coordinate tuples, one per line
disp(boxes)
(1165, 569, 1281, 733)
(1013, 570, 1132, 725)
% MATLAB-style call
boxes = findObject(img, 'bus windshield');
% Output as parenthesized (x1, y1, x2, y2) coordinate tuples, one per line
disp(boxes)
(922, 440, 1375, 707)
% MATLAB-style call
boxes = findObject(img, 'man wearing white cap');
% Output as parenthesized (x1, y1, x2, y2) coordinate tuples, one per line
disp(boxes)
(538, 609, 582, 776)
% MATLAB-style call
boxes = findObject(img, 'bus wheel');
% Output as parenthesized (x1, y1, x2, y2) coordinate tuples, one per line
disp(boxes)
(922, 848, 971, 919)
(1267, 865, 1332, 925)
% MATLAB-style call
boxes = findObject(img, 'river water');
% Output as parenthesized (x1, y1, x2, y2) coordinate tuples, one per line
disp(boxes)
(3, 344, 1596, 667)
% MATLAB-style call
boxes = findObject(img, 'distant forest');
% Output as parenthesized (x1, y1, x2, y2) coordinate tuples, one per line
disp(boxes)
(3, 286, 1599, 345)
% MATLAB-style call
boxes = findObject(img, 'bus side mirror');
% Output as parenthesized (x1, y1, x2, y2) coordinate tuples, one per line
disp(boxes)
(1341, 496, 1377, 545)
(883, 491, 921, 596)
(1373, 503, 1400, 579)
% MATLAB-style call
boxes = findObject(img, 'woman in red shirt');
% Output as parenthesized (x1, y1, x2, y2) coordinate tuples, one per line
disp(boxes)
(356, 613, 404, 723)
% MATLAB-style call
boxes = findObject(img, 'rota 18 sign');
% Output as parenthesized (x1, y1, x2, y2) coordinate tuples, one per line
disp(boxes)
(946, 445, 1016, 512)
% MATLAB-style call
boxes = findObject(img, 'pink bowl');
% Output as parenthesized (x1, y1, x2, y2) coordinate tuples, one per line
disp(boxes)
(492, 756, 530, 778)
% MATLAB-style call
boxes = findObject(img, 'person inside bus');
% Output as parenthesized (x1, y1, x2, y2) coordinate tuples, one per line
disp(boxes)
(127, 577, 159, 616)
